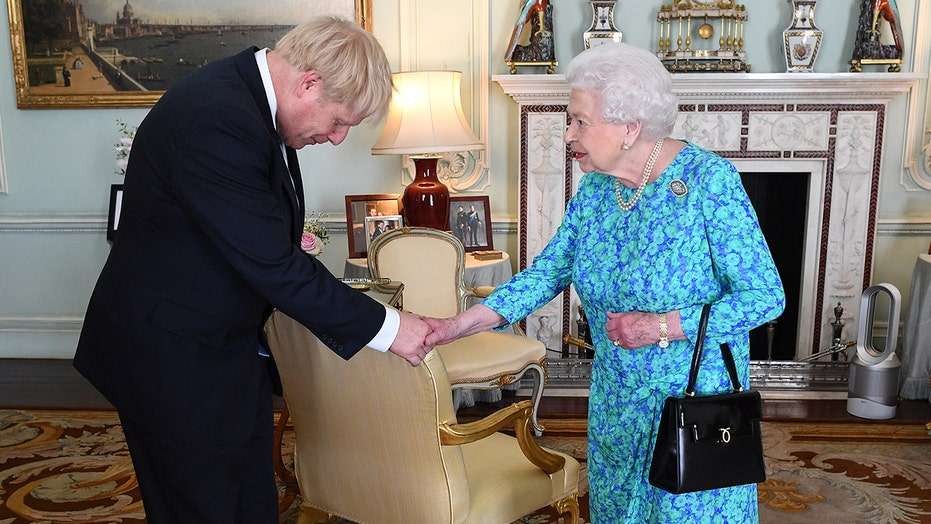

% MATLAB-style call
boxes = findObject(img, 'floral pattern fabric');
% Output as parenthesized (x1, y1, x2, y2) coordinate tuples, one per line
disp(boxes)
(484, 143, 785, 523)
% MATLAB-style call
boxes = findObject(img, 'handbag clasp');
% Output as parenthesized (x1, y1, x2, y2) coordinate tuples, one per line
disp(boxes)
(718, 427, 732, 443)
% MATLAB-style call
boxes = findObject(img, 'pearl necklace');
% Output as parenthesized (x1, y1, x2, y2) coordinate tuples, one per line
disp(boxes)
(614, 137, 666, 212)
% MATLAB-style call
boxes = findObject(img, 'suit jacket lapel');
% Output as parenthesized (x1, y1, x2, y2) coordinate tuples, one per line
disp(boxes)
(234, 47, 303, 244)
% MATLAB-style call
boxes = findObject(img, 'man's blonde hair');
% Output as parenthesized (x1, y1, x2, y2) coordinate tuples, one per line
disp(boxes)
(275, 17, 392, 120)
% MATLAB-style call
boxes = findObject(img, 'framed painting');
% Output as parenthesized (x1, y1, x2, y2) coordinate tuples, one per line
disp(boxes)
(7, 0, 373, 108)
(448, 195, 492, 251)
(344, 193, 400, 258)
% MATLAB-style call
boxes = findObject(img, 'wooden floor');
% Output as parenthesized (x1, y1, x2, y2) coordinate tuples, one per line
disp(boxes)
(3, 359, 929, 425)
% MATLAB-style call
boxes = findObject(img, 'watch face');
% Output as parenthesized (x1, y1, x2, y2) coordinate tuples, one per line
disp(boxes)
(659, 340, 670, 349)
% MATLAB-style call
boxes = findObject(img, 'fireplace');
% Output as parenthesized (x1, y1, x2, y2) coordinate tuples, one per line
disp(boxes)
(494, 73, 920, 391)
(741, 171, 809, 361)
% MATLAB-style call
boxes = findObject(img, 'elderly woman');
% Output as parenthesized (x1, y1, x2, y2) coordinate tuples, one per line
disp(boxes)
(425, 43, 784, 522)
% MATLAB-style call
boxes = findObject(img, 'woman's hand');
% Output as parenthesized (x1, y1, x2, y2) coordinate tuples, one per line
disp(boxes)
(423, 316, 463, 346)
(605, 311, 684, 349)
(423, 304, 507, 346)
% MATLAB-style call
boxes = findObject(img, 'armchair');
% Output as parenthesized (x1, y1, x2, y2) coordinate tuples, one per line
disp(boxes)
(366, 227, 547, 435)
(265, 312, 580, 524)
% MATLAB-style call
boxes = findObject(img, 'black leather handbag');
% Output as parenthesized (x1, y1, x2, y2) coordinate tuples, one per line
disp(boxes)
(648, 304, 766, 494)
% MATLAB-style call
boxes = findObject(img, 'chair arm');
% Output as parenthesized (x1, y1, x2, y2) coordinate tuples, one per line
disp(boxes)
(467, 286, 497, 299)
(439, 400, 565, 475)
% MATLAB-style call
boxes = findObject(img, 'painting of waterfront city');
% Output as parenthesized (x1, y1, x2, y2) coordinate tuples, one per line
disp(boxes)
(11, 0, 362, 107)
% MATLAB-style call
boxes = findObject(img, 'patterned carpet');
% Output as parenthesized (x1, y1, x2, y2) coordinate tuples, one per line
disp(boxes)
(1, 409, 930, 523)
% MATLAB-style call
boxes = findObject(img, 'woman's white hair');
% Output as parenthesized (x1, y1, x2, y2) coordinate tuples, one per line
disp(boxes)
(566, 43, 678, 139)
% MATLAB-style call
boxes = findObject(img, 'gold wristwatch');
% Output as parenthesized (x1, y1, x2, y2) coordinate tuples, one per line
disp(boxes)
(658, 312, 670, 349)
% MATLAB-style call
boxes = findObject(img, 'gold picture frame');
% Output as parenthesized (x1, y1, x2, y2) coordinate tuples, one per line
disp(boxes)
(7, 0, 373, 109)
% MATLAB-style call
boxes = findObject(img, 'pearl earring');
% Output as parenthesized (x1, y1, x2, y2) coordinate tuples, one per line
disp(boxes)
(622, 143, 631, 150)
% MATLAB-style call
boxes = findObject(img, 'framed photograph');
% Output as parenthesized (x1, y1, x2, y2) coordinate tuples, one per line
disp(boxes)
(8, 0, 373, 109)
(449, 195, 492, 252)
(364, 214, 402, 251)
(107, 183, 124, 242)
(344, 193, 401, 258)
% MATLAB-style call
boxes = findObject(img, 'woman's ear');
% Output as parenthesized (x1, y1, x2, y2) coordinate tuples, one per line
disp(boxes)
(624, 121, 643, 145)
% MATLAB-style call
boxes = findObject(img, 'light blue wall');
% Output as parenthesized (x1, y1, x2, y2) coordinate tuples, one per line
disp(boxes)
(0, 0, 928, 357)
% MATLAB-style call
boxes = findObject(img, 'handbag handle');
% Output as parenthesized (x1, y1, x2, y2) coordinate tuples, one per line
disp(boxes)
(684, 304, 744, 397)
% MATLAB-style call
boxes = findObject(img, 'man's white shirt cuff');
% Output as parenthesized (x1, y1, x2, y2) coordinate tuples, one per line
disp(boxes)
(367, 306, 400, 352)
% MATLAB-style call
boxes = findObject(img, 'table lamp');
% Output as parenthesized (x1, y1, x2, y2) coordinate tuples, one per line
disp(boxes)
(372, 71, 482, 230)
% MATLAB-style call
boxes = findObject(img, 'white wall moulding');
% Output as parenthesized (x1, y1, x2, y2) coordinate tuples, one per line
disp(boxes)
(398, 0, 490, 193)
(0, 317, 83, 333)
(0, 317, 83, 359)
(0, 214, 107, 233)
(495, 72, 919, 363)
(876, 218, 931, 236)
(0, 114, 7, 194)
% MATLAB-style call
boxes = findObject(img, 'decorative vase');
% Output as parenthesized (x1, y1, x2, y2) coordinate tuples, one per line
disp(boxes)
(783, 0, 823, 72)
(402, 156, 449, 230)
(583, 1, 622, 49)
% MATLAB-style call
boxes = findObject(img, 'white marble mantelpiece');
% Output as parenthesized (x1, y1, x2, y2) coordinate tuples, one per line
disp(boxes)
(493, 73, 922, 104)
(494, 73, 920, 364)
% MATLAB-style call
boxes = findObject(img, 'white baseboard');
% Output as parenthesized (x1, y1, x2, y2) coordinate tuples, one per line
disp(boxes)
(0, 317, 82, 359)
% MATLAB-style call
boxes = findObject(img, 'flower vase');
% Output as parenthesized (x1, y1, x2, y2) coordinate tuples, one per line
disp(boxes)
(783, 0, 823, 72)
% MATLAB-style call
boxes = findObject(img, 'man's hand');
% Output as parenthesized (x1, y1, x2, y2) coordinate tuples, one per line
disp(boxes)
(389, 311, 432, 366)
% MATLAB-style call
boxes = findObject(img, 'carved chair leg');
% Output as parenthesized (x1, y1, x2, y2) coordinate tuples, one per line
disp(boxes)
(553, 494, 580, 524)
(274, 404, 297, 489)
(527, 363, 546, 436)
(297, 505, 331, 524)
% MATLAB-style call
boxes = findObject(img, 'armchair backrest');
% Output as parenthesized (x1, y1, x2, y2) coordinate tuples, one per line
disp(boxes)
(367, 227, 465, 317)
(265, 312, 471, 524)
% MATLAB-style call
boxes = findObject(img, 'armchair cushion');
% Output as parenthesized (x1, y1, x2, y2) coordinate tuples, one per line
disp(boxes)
(439, 331, 546, 386)
(460, 433, 579, 524)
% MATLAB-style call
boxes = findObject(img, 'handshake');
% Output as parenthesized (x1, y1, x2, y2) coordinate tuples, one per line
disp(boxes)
(387, 311, 462, 366)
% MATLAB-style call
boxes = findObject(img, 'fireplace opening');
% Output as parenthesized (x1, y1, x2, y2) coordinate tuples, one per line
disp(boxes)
(740, 172, 809, 361)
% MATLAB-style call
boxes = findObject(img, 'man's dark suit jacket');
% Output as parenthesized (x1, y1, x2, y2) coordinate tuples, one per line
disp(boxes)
(75, 47, 386, 446)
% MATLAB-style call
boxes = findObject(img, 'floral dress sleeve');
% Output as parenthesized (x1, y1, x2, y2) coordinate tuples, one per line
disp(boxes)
(482, 175, 589, 324)
(679, 160, 786, 345)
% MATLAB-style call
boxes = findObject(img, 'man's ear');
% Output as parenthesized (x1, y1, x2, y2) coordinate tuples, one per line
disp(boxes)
(297, 70, 323, 98)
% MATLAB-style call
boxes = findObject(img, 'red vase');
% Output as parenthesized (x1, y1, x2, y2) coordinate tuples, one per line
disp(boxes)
(402, 157, 449, 230)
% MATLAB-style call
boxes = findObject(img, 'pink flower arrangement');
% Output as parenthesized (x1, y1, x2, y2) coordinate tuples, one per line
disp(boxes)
(301, 211, 329, 256)
(301, 232, 322, 255)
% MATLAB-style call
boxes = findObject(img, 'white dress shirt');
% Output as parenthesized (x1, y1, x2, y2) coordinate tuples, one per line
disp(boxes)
(254, 48, 400, 352)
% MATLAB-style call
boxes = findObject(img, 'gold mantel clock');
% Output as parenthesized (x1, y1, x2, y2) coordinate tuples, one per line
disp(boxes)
(655, 0, 750, 73)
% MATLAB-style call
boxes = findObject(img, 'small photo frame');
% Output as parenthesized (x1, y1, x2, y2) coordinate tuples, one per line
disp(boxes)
(345, 194, 401, 258)
(364, 214, 403, 251)
(448, 195, 493, 252)
(107, 184, 124, 242)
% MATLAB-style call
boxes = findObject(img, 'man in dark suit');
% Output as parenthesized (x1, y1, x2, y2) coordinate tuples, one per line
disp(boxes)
(74, 17, 430, 523)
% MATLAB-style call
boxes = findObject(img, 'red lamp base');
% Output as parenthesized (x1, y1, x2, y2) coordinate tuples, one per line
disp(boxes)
(402, 157, 449, 230)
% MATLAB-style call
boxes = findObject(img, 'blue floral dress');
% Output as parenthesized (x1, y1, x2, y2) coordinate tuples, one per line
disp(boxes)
(484, 143, 785, 523)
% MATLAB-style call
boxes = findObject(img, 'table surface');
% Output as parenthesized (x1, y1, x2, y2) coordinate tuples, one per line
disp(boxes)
(346, 252, 511, 270)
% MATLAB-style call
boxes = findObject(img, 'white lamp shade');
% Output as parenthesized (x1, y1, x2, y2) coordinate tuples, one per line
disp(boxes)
(371, 71, 482, 155)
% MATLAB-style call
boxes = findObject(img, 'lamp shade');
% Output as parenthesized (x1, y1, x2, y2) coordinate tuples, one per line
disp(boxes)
(371, 71, 482, 155)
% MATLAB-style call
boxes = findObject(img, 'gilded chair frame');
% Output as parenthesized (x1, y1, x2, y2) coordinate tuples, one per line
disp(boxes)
(267, 313, 579, 524)
(367, 227, 547, 435)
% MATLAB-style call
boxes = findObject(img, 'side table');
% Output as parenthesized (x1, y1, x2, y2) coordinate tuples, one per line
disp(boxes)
(900, 254, 931, 402)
